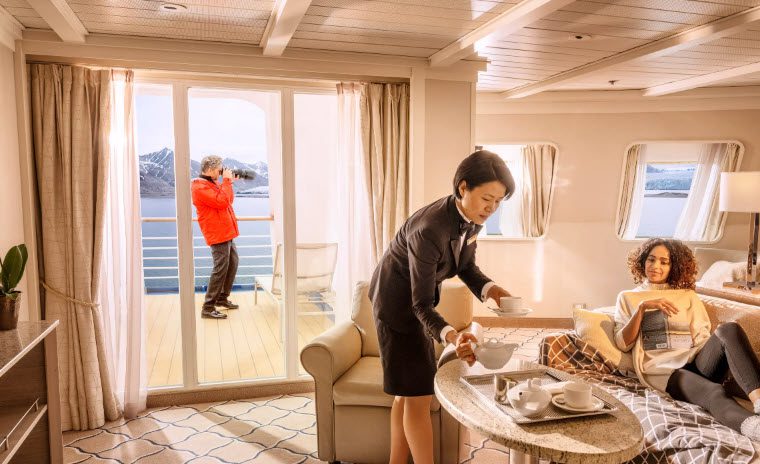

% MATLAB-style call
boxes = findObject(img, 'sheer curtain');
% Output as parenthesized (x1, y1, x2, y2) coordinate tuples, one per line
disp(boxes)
(674, 142, 742, 241)
(521, 144, 557, 237)
(335, 83, 372, 322)
(99, 70, 147, 417)
(616, 144, 648, 240)
(360, 83, 410, 266)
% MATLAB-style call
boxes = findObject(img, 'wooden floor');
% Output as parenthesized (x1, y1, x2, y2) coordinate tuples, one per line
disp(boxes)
(146, 289, 335, 387)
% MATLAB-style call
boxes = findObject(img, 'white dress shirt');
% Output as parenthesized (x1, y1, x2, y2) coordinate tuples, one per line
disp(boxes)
(439, 201, 495, 345)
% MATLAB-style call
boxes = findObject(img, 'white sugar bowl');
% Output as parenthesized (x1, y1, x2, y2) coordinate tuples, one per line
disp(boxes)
(507, 378, 551, 417)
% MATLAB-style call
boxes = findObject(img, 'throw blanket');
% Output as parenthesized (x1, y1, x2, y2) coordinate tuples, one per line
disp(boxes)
(539, 332, 757, 463)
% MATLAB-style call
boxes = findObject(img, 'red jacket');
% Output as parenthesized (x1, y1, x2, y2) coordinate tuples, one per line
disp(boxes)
(191, 177, 239, 246)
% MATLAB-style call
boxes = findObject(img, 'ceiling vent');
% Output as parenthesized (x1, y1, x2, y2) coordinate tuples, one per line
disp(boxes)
(159, 3, 187, 12)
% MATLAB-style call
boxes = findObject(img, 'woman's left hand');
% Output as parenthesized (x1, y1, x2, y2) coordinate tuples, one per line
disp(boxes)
(486, 285, 511, 305)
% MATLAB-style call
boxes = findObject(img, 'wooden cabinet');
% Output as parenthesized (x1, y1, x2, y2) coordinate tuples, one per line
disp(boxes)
(0, 321, 62, 464)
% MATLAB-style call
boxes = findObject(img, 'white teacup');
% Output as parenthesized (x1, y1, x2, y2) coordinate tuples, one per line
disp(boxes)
(499, 296, 524, 312)
(562, 381, 593, 409)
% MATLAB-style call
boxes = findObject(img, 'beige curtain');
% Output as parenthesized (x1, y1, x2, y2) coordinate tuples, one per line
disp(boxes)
(30, 64, 120, 431)
(521, 144, 557, 237)
(360, 83, 409, 266)
(616, 144, 644, 238)
(674, 142, 742, 241)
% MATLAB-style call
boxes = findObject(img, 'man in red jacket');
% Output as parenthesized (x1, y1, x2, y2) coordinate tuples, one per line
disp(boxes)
(192, 155, 241, 319)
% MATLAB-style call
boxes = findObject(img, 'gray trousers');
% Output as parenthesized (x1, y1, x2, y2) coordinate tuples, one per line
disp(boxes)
(203, 240, 239, 309)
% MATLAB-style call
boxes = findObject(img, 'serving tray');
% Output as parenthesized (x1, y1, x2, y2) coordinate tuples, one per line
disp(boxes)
(460, 369, 617, 424)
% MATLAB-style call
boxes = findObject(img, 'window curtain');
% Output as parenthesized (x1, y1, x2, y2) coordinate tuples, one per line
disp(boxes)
(616, 144, 648, 239)
(521, 144, 557, 237)
(99, 70, 147, 418)
(335, 83, 372, 322)
(29, 64, 121, 430)
(674, 142, 742, 242)
(360, 83, 410, 267)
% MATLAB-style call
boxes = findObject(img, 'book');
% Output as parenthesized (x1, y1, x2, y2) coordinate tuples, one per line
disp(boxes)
(640, 309, 693, 351)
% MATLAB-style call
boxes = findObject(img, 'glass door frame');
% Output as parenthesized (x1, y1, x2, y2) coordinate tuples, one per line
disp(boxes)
(137, 75, 337, 391)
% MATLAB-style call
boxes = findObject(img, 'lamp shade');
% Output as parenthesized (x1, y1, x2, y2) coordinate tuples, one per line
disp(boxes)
(720, 172, 760, 213)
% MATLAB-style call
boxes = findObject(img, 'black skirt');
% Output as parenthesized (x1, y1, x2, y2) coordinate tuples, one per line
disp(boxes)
(375, 318, 437, 396)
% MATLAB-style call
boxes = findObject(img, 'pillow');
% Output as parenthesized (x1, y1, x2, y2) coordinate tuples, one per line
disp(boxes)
(699, 260, 747, 288)
(573, 308, 634, 373)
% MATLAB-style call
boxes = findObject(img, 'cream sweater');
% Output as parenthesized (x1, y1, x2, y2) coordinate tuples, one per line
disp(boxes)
(613, 284, 711, 392)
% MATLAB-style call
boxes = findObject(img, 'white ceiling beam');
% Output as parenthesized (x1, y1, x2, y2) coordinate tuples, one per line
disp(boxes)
(501, 4, 760, 99)
(25, 0, 86, 43)
(645, 61, 760, 96)
(429, 0, 575, 68)
(260, 0, 312, 56)
(0, 6, 22, 51)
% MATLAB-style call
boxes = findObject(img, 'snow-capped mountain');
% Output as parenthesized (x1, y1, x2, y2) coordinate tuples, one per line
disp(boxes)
(139, 148, 269, 197)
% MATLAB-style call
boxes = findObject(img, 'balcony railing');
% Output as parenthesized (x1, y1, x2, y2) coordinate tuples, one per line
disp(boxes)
(141, 215, 274, 293)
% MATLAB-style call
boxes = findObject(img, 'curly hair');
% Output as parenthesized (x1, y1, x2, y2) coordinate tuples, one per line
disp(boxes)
(626, 238, 698, 289)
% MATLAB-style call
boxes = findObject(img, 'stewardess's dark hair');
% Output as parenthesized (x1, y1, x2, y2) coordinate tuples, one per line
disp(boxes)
(452, 150, 515, 200)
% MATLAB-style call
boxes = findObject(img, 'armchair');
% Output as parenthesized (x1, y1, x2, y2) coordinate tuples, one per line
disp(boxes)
(301, 279, 478, 464)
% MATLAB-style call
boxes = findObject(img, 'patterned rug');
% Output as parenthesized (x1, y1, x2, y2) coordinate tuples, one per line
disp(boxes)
(64, 328, 560, 464)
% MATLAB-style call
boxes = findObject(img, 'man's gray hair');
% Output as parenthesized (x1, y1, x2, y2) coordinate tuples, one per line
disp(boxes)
(200, 155, 223, 173)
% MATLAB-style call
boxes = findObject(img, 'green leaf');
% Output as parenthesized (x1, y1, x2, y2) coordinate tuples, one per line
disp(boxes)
(1, 245, 25, 292)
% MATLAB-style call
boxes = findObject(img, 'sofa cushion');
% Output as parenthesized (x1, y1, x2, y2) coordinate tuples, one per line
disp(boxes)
(573, 308, 634, 374)
(698, 260, 747, 288)
(333, 357, 440, 411)
(350, 282, 380, 357)
(699, 294, 760, 356)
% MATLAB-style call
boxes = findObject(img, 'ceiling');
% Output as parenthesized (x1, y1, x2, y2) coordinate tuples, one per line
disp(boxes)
(4, 0, 760, 98)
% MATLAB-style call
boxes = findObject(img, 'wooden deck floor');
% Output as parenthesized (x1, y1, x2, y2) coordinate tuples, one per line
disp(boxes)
(146, 289, 335, 388)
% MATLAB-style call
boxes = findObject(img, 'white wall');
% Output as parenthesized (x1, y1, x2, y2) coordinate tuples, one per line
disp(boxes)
(0, 47, 28, 319)
(475, 109, 760, 318)
(424, 79, 473, 200)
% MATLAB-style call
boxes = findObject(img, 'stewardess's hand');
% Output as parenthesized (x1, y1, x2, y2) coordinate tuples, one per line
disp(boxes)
(639, 298, 679, 317)
(486, 285, 511, 305)
(454, 333, 478, 366)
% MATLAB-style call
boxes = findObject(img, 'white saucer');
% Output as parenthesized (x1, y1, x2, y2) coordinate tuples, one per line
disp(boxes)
(551, 394, 604, 413)
(488, 307, 533, 317)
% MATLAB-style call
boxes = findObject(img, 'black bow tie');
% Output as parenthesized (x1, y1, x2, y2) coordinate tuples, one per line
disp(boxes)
(459, 220, 476, 235)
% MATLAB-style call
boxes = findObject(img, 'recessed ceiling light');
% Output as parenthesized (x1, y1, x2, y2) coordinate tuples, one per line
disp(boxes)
(569, 33, 592, 41)
(159, 3, 187, 12)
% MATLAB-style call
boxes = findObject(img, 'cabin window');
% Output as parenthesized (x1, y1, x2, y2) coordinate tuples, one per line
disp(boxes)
(616, 141, 743, 242)
(475, 143, 558, 239)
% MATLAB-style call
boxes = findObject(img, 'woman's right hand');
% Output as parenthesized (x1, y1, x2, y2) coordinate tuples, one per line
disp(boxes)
(639, 298, 679, 317)
(454, 333, 478, 366)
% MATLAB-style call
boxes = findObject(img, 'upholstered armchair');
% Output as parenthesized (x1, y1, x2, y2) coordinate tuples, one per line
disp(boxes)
(301, 279, 479, 464)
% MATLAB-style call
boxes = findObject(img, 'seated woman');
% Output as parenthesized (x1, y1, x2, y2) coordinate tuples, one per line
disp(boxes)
(614, 238, 760, 440)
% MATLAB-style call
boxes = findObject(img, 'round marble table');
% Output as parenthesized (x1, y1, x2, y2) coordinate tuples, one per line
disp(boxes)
(434, 360, 644, 464)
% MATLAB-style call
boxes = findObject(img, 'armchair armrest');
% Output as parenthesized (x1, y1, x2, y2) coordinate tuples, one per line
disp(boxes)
(301, 321, 362, 383)
(300, 321, 362, 462)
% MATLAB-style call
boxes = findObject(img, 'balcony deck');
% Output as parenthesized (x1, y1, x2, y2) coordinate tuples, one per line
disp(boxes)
(146, 289, 334, 388)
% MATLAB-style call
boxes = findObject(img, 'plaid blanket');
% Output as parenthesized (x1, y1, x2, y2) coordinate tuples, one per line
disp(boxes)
(539, 333, 758, 464)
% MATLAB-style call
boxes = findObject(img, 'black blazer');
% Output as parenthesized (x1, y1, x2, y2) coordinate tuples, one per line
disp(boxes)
(369, 195, 491, 339)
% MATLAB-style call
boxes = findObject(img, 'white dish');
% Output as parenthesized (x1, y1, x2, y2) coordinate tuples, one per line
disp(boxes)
(488, 307, 533, 317)
(551, 394, 604, 413)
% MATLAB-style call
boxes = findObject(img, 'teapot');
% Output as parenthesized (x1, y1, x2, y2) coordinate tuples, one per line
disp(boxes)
(507, 378, 551, 417)
(470, 338, 518, 369)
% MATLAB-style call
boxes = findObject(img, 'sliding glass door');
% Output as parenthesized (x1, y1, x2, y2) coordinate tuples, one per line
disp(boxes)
(136, 79, 343, 390)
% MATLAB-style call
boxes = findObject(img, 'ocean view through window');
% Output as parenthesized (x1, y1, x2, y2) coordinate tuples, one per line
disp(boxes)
(636, 163, 696, 238)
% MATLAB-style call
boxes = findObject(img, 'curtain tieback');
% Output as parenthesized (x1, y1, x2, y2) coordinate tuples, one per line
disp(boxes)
(41, 281, 100, 308)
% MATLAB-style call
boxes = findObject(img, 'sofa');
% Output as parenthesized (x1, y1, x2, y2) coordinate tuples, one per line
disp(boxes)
(300, 279, 480, 464)
(540, 248, 760, 462)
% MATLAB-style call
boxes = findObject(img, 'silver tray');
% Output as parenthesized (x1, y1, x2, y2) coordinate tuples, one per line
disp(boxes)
(460, 369, 617, 424)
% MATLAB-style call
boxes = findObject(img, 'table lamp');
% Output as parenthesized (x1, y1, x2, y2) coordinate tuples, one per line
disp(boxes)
(719, 172, 760, 293)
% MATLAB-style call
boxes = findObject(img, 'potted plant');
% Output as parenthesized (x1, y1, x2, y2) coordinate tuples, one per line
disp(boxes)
(0, 244, 28, 330)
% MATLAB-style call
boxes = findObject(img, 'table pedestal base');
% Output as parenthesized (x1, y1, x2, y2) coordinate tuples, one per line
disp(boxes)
(509, 448, 538, 464)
